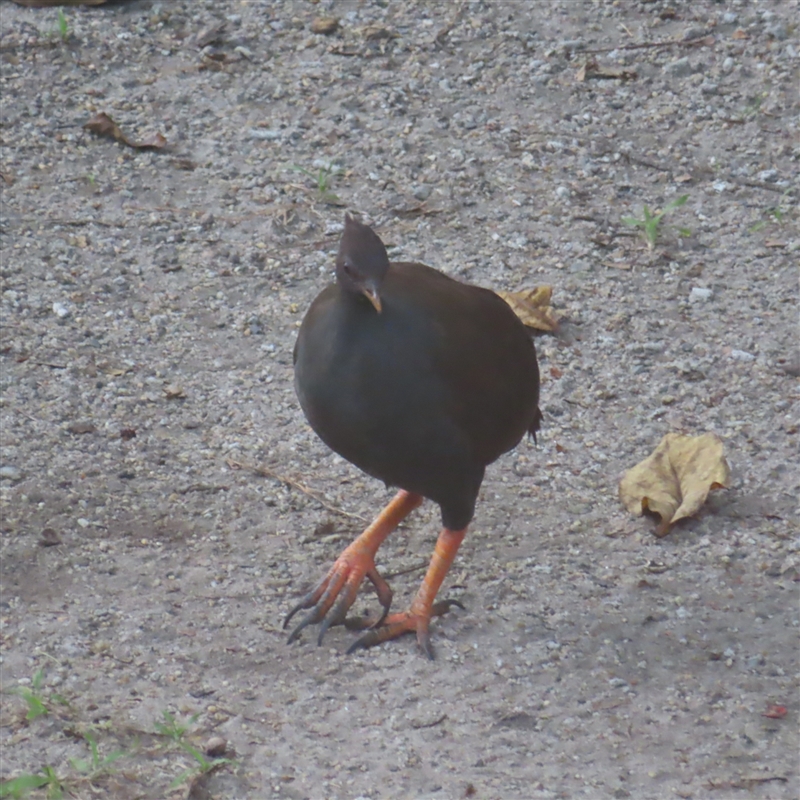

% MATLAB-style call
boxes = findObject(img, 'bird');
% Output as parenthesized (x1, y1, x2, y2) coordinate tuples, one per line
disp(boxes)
(285, 214, 541, 659)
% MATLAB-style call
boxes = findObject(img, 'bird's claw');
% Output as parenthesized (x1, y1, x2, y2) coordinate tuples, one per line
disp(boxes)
(284, 558, 392, 647)
(345, 598, 465, 660)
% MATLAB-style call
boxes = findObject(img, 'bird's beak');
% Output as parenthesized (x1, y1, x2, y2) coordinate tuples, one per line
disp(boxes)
(361, 285, 382, 314)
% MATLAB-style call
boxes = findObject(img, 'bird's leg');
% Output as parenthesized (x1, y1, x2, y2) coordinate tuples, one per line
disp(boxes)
(345, 526, 466, 660)
(284, 490, 423, 645)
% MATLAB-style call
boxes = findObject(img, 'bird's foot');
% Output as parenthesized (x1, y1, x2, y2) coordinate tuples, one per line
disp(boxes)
(344, 599, 465, 660)
(284, 490, 423, 648)
(284, 546, 393, 646)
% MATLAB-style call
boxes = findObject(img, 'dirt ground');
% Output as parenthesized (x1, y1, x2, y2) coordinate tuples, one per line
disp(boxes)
(1, 1, 798, 798)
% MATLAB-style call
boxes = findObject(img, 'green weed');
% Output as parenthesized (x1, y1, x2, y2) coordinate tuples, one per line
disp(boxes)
(55, 9, 69, 43)
(8, 669, 67, 722)
(169, 742, 234, 790)
(0, 766, 63, 800)
(292, 163, 342, 204)
(622, 194, 689, 250)
(70, 731, 126, 781)
(153, 709, 199, 742)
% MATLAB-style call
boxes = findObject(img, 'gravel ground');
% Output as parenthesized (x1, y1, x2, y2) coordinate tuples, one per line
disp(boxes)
(1, 1, 798, 798)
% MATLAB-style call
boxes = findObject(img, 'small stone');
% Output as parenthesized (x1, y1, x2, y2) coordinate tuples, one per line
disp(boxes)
(722, 57, 735, 73)
(68, 421, 96, 435)
(757, 169, 778, 183)
(0, 465, 22, 481)
(730, 349, 756, 362)
(690, 287, 712, 302)
(713, 181, 729, 193)
(664, 57, 692, 77)
(248, 128, 282, 141)
(765, 22, 788, 40)
(39, 528, 61, 547)
(164, 384, 186, 400)
(205, 736, 227, 756)
(52, 301, 71, 319)
(682, 26, 707, 41)
(555, 185, 570, 199)
(412, 184, 432, 201)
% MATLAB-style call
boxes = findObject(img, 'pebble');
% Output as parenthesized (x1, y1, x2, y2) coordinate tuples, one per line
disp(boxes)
(412, 184, 432, 201)
(52, 301, 71, 319)
(690, 287, 712, 302)
(248, 128, 282, 140)
(765, 22, 788, 40)
(722, 57, 735, 73)
(664, 57, 692, 78)
(0, 465, 22, 481)
(757, 169, 778, 183)
(730, 349, 756, 362)
(205, 736, 227, 756)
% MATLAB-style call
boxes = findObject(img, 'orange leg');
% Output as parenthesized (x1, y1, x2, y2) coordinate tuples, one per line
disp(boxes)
(345, 526, 467, 660)
(284, 490, 423, 645)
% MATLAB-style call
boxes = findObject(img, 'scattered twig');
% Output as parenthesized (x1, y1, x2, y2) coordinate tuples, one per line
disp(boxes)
(383, 561, 429, 580)
(411, 713, 447, 729)
(177, 484, 230, 495)
(624, 154, 672, 172)
(583, 35, 715, 55)
(33, 361, 68, 369)
(226, 458, 369, 523)
(434, 1, 465, 45)
(737, 179, 792, 194)
(706, 776, 788, 791)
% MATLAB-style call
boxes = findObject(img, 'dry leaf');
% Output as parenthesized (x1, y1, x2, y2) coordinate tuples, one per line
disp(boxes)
(84, 113, 166, 150)
(619, 433, 731, 537)
(762, 705, 788, 719)
(495, 286, 559, 333)
(360, 23, 397, 41)
(576, 59, 637, 82)
(311, 17, 339, 35)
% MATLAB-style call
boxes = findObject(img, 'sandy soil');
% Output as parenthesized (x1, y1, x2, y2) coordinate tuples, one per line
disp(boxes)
(1, 1, 798, 798)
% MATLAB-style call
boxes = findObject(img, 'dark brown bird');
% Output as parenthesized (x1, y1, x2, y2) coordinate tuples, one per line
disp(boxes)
(286, 214, 541, 658)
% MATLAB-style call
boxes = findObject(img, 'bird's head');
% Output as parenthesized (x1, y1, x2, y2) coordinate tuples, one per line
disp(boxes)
(335, 213, 389, 313)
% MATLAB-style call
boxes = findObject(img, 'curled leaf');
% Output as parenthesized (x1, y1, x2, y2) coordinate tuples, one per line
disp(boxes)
(619, 432, 731, 537)
(495, 286, 559, 333)
(84, 113, 166, 151)
(311, 17, 339, 35)
(576, 59, 637, 82)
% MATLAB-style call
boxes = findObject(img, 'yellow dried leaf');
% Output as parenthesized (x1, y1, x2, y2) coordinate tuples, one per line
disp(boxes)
(310, 17, 339, 35)
(495, 286, 559, 332)
(619, 433, 731, 537)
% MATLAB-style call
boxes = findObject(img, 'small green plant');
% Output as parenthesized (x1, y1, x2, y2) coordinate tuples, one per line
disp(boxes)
(742, 91, 767, 118)
(292, 163, 342, 204)
(8, 669, 66, 721)
(0, 766, 63, 800)
(622, 194, 689, 250)
(169, 742, 234, 790)
(749, 188, 793, 231)
(70, 732, 126, 782)
(154, 709, 199, 743)
(55, 9, 70, 43)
